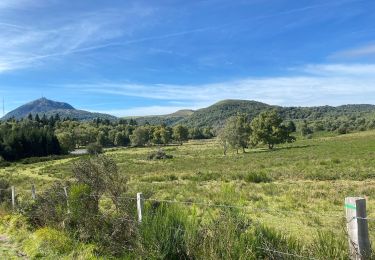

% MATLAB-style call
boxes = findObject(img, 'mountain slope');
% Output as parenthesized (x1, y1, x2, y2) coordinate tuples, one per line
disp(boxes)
(131, 100, 375, 129)
(179, 100, 272, 128)
(2, 98, 117, 121)
(125, 109, 194, 125)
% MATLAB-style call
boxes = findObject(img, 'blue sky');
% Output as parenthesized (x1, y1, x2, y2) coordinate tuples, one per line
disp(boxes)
(1, 0, 375, 116)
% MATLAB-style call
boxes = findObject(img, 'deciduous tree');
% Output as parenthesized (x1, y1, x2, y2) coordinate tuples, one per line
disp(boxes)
(250, 110, 295, 149)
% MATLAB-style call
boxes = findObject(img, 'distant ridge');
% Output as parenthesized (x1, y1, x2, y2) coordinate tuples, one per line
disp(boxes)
(4, 98, 375, 127)
(125, 99, 375, 129)
(2, 97, 117, 121)
(125, 109, 195, 126)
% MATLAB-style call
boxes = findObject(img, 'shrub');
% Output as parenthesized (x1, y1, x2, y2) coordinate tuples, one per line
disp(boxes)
(72, 155, 128, 210)
(69, 184, 98, 223)
(99, 214, 137, 256)
(22, 183, 68, 228)
(0, 156, 11, 167)
(86, 143, 103, 155)
(337, 126, 348, 135)
(147, 149, 173, 160)
(244, 172, 272, 183)
(66, 183, 108, 244)
(0, 179, 11, 205)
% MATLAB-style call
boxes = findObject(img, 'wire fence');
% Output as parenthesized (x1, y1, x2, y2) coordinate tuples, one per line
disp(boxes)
(4, 187, 374, 221)
(1, 185, 374, 259)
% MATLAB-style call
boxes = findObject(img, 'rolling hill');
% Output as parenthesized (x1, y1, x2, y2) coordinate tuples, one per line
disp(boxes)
(5, 98, 375, 128)
(124, 109, 195, 125)
(2, 98, 117, 121)
(127, 99, 375, 129)
(179, 100, 271, 128)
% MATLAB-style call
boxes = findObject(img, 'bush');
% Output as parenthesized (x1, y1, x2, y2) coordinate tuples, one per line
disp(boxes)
(86, 143, 103, 155)
(68, 183, 136, 256)
(72, 155, 128, 210)
(244, 172, 272, 183)
(69, 184, 98, 223)
(337, 126, 348, 135)
(23, 183, 68, 228)
(0, 179, 11, 205)
(0, 156, 11, 167)
(147, 149, 173, 160)
(67, 183, 102, 242)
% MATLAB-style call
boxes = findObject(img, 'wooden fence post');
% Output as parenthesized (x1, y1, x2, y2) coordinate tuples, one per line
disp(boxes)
(63, 187, 70, 213)
(31, 184, 36, 200)
(11, 186, 15, 209)
(137, 192, 144, 223)
(345, 197, 371, 260)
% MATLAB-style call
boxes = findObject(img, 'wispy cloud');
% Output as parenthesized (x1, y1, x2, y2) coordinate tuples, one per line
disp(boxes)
(0, 0, 357, 73)
(302, 63, 375, 75)
(89, 106, 199, 117)
(0, 4, 156, 72)
(0, 0, 37, 10)
(331, 43, 375, 58)
(63, 63, 375, 116)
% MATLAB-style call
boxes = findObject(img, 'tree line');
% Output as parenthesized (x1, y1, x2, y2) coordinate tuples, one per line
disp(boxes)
(2, 108, 375, 161)
(0, 114, 214, 161)
(0, 120, 61, 161)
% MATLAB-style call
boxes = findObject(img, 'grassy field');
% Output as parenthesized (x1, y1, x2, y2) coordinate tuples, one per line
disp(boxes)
(1, 130, 375, 256)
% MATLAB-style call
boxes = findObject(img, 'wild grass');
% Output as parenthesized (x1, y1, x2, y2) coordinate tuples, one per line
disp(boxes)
(1, 130, 375, 257)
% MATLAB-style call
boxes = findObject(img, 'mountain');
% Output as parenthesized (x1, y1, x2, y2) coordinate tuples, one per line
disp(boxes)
(7, 98, 375, 127)
(127, 100, 272, 129)
(129, 99, 375, 130)
(125, 109, 194, 125)
(179, 100, 271, 128)
(2, 98, 117, 121)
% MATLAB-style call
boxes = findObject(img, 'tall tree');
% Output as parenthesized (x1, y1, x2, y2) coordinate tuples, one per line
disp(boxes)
(130, 126, 149, 147)
(250, 110, 295, 149)
(172, 125, 189, 145)
(218, 114, 250, 155)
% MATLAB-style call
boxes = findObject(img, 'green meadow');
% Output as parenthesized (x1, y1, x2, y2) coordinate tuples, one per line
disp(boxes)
(1, 130, 374, 245)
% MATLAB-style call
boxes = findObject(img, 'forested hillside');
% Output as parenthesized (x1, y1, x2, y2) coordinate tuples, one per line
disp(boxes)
(125, 109, 194, 126)
(130, 100, 375, 133)
(179, 100, 271, 128)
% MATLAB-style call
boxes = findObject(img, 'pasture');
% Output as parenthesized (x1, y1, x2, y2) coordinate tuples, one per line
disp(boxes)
(1, 130, 374, 246)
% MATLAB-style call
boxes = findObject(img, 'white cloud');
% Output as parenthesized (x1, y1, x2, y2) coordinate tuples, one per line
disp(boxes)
(303, 63, 375, 76)
(0, 5, 156, 73)
(0, 0, 36, 10)
(62, 63, 375, 117)
(89, 106, 198, 117)
(332, 43, 375, 58)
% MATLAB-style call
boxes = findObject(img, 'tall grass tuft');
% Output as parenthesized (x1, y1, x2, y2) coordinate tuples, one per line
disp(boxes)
(310, 230, 349, 260)
(136, 202, 196, 259)
(251, 224, 305, 259)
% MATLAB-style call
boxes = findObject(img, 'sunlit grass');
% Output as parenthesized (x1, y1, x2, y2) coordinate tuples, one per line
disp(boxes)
(1, 130, 375, 243)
